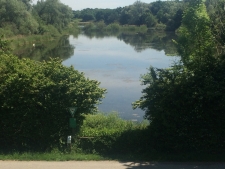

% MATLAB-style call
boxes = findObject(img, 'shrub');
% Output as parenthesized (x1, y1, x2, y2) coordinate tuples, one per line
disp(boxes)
(155, 23, 166, 30)
(139, 25, 148, 32)
(0, 28, 15, 37)
(83, 22, 95, 31)
(76, 113, 149, 154)
(106, 23, 120, 32)
(95, 21, 106, 31)
(0, 53, 106, 151)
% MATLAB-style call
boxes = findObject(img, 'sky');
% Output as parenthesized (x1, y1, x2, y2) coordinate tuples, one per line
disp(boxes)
(32, 0, 158, 11)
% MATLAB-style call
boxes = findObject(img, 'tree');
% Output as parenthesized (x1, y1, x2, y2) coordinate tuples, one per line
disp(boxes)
(139, 12, 157, 27)
(33, 0, 73, 32)
(205, 0, 225, 55)
(166, 8, 183, 31)
(0, 0, 39, 35)
(20, 0, 33, 10)
(119, 9, 132, 25)
(133, 0, 225, 153)
(175, 0, 215, 68)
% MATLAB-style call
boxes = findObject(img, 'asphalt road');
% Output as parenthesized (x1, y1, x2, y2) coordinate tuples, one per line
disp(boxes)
(1, 161, 225, 169)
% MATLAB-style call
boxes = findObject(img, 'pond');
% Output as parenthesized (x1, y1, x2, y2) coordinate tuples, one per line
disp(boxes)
(14, 31, 178, 121)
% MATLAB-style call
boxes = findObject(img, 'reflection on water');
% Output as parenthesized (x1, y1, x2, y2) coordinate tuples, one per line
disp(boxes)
(81, 30, 178, 55)
(117, 31, 178, 55)
(13, 35, 75, 61)
(14, 31, 178, 121)
(63, 32, 179, 121)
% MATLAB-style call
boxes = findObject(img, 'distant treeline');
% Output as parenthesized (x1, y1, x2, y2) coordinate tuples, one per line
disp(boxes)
(73, 1, 183, 31)
(73, 0, 220, 31)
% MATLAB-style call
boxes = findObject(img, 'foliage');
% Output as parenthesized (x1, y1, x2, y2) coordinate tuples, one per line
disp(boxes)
(95, 21, 106, 31)
(75, 113, 149, 154)
(0, 44, 106, 151)
(0, 35, 12, 55)
(175, 0, 215, 68)
(139, 12, 157, 27)
(0, 0, 76, 37)
(105, 23, 120, 32)
(0, 0, 39, 35)
(74, 1, 183, 31)
(133, 60, 225, 152)
(154, 23, 166, 31)
(206, 0, 225, 55)
(1, 111, 225, 161)
(133, 0, 225, 153)
(83, 22, 95, 32)
(83, 22, 148, 34)
(33, 0, 73, 33)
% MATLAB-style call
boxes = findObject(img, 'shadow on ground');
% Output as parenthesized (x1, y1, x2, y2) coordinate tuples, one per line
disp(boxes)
(120, 162, 225, 169)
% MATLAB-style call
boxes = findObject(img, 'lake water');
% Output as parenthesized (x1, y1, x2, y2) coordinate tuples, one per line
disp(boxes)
(62, 32, 178, 121)
(13, 31, 178, 121)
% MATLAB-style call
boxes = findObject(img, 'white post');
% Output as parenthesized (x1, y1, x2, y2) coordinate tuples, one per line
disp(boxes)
(67, 135, 72, 151)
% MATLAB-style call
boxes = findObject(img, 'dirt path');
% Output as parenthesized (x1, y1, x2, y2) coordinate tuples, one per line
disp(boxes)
(1, 161, 225, 169)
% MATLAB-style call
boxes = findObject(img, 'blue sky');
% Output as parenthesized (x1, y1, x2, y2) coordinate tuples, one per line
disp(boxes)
(32, 0, 158, 10)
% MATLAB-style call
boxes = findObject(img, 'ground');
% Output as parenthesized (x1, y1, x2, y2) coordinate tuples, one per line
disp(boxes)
(0, 161, 225, 169)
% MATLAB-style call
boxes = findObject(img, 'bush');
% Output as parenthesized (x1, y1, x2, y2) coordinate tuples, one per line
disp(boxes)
(121, 25, 148, 33)
(139, 25, 148, 32)
(155, 23, 166, 30)
(43, 25, 60, 37)
(106, 23, 120, 32)
(83, 22, 95, 31)
(95, 21, 106, 31)
(0, 28, 15, 37)
(0, 52, 106, 151)
(75, 113, 149, 154)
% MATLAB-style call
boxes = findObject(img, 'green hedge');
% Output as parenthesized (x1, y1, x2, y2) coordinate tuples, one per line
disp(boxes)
(0, 52, 106, 151)
(75, 113, 149, 154)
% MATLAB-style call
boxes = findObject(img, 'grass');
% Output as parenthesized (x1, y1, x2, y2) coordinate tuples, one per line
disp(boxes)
(1, 151, 224, 162)
(0, 151, 106, 161)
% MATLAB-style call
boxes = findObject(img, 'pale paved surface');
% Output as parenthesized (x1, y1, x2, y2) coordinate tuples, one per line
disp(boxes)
(0, 161, 225, 169)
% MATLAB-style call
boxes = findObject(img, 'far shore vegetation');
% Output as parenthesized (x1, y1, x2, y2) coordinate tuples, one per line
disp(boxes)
(3, 20, 80, 52)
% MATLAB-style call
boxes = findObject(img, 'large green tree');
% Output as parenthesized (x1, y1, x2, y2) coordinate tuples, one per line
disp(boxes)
(33, 0, 73, 32)
(175, 0, 215, 68)
(133, 0, 225, 153)
(0, 0, 39, 35)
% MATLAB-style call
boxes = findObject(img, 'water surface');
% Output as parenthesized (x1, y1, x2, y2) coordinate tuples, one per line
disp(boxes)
(13, 31, 178, 121)
(63, 33, 178, 121)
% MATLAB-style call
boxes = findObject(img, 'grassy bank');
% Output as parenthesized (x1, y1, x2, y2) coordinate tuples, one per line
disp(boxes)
(2, 20, 80, 51)
(82, 22, 149, 33)
(80, 21, 168, 33)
